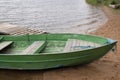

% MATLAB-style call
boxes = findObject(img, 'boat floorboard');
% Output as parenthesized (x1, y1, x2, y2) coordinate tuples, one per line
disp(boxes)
(64, 39, 101, 52)
(41, 41, 66, 54)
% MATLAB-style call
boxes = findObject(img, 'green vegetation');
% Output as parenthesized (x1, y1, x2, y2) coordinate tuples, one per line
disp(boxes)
(86, 0, 120, 9)
(102, 0, 120, 5)
(86, 0, 120, 6)
(86, 0, 98, 5)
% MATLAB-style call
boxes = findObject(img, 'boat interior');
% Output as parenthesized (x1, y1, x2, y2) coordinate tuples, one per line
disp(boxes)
(0, 34, 106, 55)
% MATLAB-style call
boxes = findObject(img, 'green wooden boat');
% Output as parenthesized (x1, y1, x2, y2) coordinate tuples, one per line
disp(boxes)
(0, 34, 117, 70)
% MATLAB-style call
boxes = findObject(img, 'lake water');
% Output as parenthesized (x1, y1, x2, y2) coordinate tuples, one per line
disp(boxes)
(0, 0, 107, 33)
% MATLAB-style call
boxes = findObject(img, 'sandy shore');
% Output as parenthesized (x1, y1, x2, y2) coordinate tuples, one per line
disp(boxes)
(0, 6, 120, 80)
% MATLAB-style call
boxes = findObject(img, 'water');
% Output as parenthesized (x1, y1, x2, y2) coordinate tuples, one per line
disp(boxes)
(0, 0, 107, 33)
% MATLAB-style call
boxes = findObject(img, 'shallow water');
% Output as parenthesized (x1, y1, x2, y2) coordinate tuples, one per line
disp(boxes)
(0, 0, 107, 33)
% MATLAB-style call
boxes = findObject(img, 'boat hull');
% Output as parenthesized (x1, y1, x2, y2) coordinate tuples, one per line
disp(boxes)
(0, 34, 117, 70)
(0, 43, 116, 70)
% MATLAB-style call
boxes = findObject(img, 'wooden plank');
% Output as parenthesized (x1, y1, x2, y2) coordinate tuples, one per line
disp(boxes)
(0, 37, 3, 41)
(64, 39, 79, 52)
(0, 41, 13, 51)
(22, 41, 46, 55)
(64, 39, 101, 52)
(70, 39, 83, 51)
(64, 40, 72, 52)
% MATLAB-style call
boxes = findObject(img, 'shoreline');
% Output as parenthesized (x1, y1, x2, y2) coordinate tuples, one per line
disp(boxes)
(90, 6, 120, 79)
(93, 6, 120, 54)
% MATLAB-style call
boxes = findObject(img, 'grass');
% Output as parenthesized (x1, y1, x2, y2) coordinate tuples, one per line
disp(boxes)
(86, 0, 120, 6)
(86, 0, 98, 5)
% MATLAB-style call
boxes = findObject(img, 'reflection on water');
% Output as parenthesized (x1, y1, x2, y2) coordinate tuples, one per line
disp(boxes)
(0, 0, 107, 33)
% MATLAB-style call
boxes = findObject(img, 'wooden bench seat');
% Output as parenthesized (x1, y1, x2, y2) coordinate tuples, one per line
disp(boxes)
(0, 41, 13, 51)
(22, 41, 46, 55)
(64, 39, 100, 52)
(0, 37, 3, 41)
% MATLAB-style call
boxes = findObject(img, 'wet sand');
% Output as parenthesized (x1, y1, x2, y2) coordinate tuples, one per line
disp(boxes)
(0, 6, 120, 80)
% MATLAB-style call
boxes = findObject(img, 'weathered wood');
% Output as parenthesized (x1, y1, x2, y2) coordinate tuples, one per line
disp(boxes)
(0, 37, 3, 41)
(0, 41, 13, 51)
(64, 39, 100, 52)
(22, 41, 46, 55)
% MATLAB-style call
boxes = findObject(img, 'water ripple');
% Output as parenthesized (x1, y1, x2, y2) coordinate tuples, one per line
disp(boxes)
(0, 0, 107, 33)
